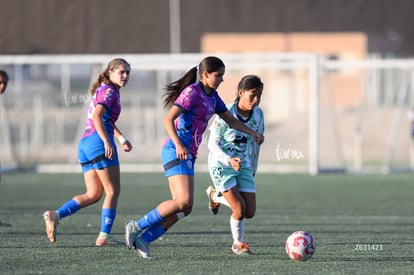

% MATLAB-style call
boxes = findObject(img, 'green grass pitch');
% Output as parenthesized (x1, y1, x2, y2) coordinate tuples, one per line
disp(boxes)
(1, 172, 414, 274)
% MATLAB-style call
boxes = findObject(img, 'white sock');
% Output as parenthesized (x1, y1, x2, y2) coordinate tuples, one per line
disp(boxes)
(213, 192, 230, 208)
(230, 216, 244, 244)
(98, 232, 109, 239)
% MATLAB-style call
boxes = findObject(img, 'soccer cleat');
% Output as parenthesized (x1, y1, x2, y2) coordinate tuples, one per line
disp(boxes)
(231, 242, 252, 255)
(206, 186, 220, 215)
(134, 236, 153, 259)
(95, 234, 125, 246)
(43, 210, 58, 243)
(125, 220, 142, 250)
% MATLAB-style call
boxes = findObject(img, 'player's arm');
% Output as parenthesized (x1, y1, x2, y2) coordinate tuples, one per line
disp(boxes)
(218, 110, 264, 145)
(208, 125, 241, 171)
(251, 108, 265, 176)
(164, 105, 188, 160)
(251, 141, 260, 176)
(208, 117, 231, 165)
(114, 125, 132, 152)
(92, 104, 114, 159)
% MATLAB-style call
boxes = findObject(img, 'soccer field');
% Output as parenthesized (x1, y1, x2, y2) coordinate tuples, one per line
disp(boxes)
(0, 172, 413, 274)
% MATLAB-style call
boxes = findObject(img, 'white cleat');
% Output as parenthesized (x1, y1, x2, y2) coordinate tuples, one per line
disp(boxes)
(135, 236, 153, 259)
(125, 220, 141, 250)
(206, 186, 220, 215)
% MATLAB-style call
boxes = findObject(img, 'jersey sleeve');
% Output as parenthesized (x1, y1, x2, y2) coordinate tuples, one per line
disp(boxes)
(96, 86, 117, 109)
(208, 115, 231, 165)
(173, 86, 197, 111)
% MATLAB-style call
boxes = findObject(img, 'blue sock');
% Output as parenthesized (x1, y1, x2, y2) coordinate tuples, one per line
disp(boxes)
(141, 223, 166, 243)
(137, 208, 164, 230)
(101, 208, 116, 234)
(57, 199, 80, 219)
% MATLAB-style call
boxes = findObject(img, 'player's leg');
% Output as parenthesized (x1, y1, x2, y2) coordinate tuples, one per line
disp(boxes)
(240, 192, 256, 219)
(42, 169, 103, 243)
(160, 174, 194, 220)
(94, 165, 123, 246)
(206, 166, 237, 214)
(133, 175, 194, 258)
(74, 169, 104, 207)
(237, 168, 256, 219)
(126, 147, 195, 256)
(221, 188, 251, 255)
(229, 168, 256, 254)
(129, 174, 194, 233)
(135, 149, 195, 231)
(222, 187, 245, 220)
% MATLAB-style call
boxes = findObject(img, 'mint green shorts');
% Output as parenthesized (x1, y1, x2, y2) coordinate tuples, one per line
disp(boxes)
(208, 166, 255, 193)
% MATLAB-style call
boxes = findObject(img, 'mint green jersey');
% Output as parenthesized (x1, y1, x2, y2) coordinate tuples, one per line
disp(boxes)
(207, 102, 264, 174)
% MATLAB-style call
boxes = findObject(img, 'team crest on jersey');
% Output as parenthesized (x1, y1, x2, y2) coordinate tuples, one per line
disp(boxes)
(184, 87, 193, 95)
(103, 88, 114, 103)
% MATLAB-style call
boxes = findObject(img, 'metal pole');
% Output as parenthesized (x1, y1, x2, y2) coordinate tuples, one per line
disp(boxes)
(169, 0, 181, 53)
(308, 55, 319, 175)
(383, 70, 410, 172)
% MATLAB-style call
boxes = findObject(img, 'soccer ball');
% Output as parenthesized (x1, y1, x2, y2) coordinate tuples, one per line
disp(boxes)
(285, 231, 316, 261)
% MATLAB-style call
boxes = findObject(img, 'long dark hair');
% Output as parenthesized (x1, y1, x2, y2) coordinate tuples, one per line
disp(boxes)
(235, 75, 264, 102)
(90, 58, 130, 96)
(163, 56, 225, 108)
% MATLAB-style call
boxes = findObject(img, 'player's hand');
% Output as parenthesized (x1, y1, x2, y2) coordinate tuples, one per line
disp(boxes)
(176, 143, 189, 160)
(253, 133, 264, 145)
(122, 140, 133, 152)
(104, 142, 114, 160)
(230, 158, 241, 171)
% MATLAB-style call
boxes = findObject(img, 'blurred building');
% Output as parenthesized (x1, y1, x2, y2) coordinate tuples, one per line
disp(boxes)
(0, 0, 411, 56)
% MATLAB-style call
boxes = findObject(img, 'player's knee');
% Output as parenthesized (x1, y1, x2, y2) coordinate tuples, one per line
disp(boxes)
(183, 204, 193, 216)
(232, 203, 246, 219)
(104, 188, 120, 199)
(85, 194, 102, 205)
(232, 208, 244, 220)
(245, 209, 256, 219)
(178, 201, 193, 216)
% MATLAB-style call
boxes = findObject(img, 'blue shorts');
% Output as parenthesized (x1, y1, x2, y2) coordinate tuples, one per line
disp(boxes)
(208, 166, 256, 193)
(78, 132, 119, 173)
(162, 146, 195, 177)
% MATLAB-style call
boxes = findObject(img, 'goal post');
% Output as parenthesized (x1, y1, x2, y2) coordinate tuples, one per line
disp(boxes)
(1, 53, 414, 174)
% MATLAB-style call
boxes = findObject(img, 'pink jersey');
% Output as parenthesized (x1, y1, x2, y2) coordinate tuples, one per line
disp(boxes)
(163, 82, 227, 157)
(81, 83, 121, 139)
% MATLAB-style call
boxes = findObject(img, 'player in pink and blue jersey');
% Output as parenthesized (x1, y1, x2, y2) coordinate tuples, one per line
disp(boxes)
(43, 58, 133, 246)
(125, 56, 265, 259)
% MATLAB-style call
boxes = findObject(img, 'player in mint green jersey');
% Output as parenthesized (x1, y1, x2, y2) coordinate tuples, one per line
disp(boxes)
(206, 75, 264, 255)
